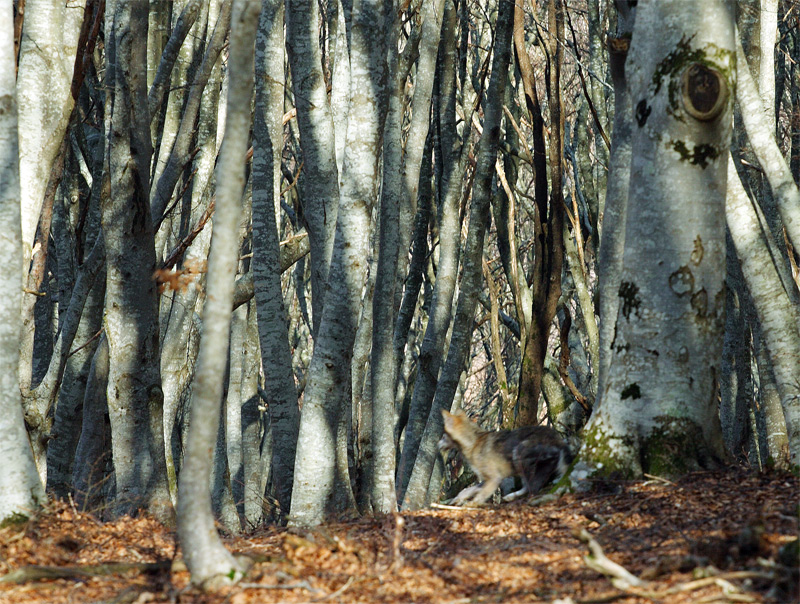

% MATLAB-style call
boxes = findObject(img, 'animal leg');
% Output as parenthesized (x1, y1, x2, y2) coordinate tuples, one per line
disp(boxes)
(450, 484, 482, 505)
(502, 484, 528, 502)
(467, 476, 503, 504)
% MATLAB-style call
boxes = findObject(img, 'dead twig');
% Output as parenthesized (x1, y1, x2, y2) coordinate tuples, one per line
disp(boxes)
(312, 575, 355, 602)
(430, 502, 481, 510)
(643, 473, 676, 486)
(575, 529, 645, 590)
(576, 529, 776, 602)
(238, 580, 319, 593)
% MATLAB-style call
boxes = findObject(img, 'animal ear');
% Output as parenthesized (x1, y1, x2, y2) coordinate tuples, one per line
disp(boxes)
(442, 409, 455, 428)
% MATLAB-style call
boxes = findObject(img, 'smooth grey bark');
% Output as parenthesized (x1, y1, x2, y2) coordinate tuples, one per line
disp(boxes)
(726, 156, 798, 465)
(176, 0, 259, 588)
(353, 270, 374, 511)
(147, 0, 172, 91)
(44, 108, 108, 498)
(0, 4, 46, 519)
(595, 0, 635, 407)
(562, 204, 599, 401)
(252, 0, 300, 519)
(330, 0, 350, 174)
(285, 0, 341, 336)
(160, 225, 210, 504)
(213, 396, 241, 534)
(399, 0, 446, 273)
(150, 2, 232, 227)
(159, 20, 224, 502)
(401, 0, 514, 510)
(16, 0, 83, 272)
(224, 303, 248, 529)
(757, 0, 778, 128)
(102, 1, 172, 522)
(752, 319, 789, 466)
(735, 31, 800, 253)
(367, 2, 407, 514)
(147, 0, 205, 122)
(21, 231, 105, 485)
(46, 256, 105, 498)
(720, 236, 754, 462)
(393, 136, 433, 401)
(232, 231, 311, 310)
(150, 0, 202, 216)
(581, 0, 733, 476)
(289, 0, 389, 527)
(396, 0, 464, 499)
(386, 0, 444, 458)
(240, 302, 266, 527)
(72, 336, 111, 511)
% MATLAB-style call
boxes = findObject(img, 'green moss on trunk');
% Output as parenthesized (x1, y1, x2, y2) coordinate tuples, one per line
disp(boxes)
(640, 416, 723, 477)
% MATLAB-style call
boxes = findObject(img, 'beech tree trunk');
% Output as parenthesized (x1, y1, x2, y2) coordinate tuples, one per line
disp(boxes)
(252, 0, 300, 519)
(289, 0, 389, 527)
(102, 0, 172, 522)
(581, 0, 733, 477)
(176, 0, 259, 588)
(0, 3, 45, 521)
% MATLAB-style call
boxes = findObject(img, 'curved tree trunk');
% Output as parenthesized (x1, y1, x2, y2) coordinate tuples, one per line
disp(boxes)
(726, 157, 798, 466)
(16, 0, 83, 273)
(396, 0, 464, 498)
(176, 0, 259, 588)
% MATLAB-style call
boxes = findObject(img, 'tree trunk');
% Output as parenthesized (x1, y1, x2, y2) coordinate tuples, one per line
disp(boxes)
(103, 0, 172, 522)
(289, 0, 388, 527)
(176, 0, 259, 588)
(402, 0, 514, 509)
(516, 0, 566, 427)
(581, 0, 733, 477)
(368, 8, 405, 513)
(72, 336, 111, 512)
(596, 0, 635, 412)
(397, 0, 464, 498)
(0, 3, 45, 520)
(285, 0, 341, 336)
(16, 0, 83, 273)
(252, 0, 300, 519)
(726, 157, 798, 465)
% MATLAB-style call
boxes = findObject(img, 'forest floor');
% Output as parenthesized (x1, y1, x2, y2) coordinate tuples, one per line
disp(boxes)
(0, 469, 797, 604)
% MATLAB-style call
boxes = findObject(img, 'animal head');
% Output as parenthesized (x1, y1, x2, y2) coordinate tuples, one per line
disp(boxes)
(439, 409, 479, 450)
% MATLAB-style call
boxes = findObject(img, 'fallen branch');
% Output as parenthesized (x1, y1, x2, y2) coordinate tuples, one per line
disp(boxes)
(0, 561, 171, 584)
(575, 529, 776, 602)
(313, 575, 355, 602)
(575, 529, 645, 589)
(430, 502, 483, 510)
(239, 580, 319, 594)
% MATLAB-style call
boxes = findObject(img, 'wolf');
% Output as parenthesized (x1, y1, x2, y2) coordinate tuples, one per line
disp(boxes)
(438, 409, 573, 505)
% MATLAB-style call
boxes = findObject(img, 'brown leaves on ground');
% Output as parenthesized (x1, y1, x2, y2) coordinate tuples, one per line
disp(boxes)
(0, 469, 797, 604)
